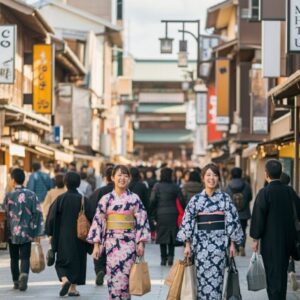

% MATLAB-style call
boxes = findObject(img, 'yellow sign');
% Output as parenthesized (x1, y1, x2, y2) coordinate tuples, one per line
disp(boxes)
(33, 44, 53, 114)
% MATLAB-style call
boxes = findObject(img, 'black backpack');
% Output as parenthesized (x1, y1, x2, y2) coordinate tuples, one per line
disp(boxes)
(231, 184, 246, 212)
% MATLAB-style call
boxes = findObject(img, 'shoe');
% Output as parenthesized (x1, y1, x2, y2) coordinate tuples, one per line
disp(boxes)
(68, 291, 80, 297)
(168, 257, 174, 266)
(59, 280, 71, 297)
(95, 270, 105, 286)
(290, 272, 299, 291)
(18, 273, 28, 291)
(239, 247, 246, 257)
(160, 257, 167, 266)
(13, 281, 19, 289)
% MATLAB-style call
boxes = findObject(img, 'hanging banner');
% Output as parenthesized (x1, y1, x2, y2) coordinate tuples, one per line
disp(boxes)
(196, 92, 207, 125)
(288, 0, 300, 52)
(216, 59, 230, 124)
(0, 25, 16, 84)
(186, 100, 196, 130)
(250, 67, 268, 133)
(33, 44, 53, 114)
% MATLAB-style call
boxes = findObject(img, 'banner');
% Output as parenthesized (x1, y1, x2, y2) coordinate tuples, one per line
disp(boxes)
(250, 67, 268, 133)
(33, 44, 53, 114)
(0, 25, 16, 84)
(216, 59, 230, 124)
(196, 92, 207, 125)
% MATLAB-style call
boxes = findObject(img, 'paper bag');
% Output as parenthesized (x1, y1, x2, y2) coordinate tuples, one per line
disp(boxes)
(30, 242, 45, 273)
(165, 260, 180, 286)
(167, 259, 185, 300)
(180, 261, 197, 300)
(129, 257, 151, 296)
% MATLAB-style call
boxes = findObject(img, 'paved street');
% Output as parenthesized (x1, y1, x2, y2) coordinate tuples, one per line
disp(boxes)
(1, 239, 300, 299)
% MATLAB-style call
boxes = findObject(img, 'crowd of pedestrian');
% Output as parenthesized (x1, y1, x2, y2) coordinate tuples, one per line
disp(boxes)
(2, 159, 300, 299)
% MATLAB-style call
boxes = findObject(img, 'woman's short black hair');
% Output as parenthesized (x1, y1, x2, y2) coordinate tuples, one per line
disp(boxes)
(189, 170, 201, 182)
(55, 173, 65, 189)
(265, 159, 282, 180)
(160, 167, 173, 183)
(112, 165, 130, 177)
(201, 163, 221, 180)
(11, 168, 25, 185)
(64, 172, 81, 190)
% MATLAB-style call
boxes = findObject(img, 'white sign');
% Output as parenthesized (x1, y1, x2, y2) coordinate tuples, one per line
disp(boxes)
(216, 116, 230, 125)
(288, 0, 300, 52)
(0, 25, 16, 83)
(186, 100, 196, 130)
(196, 93, 207, 124)
(253, 117, 268, 133)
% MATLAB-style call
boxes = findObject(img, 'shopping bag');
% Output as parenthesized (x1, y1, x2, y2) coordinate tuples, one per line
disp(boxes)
(246, 252, 266, 291)
(129, 256, 151, 296)
(180, 258, 197, 300)
(164, 260, 181, 286)
(166, 259, 185, 300)
(30, 242, 45, 273)
(223, 257, 242, 300)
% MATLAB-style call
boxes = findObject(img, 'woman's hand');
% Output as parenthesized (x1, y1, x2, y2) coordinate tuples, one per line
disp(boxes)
(184, 241, 192, 258)
(136, 242, 145, 257)
(229, 241, 236, 257)
(92, 243, 103, 260)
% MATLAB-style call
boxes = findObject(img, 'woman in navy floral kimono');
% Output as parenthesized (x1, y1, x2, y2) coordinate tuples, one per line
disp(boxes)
(87, 165, 150, 300)
(177, 163, 244, 300)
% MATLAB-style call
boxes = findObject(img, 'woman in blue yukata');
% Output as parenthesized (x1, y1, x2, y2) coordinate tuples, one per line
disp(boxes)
(87, 165, 150, 300)
(177, 163, 244, 300)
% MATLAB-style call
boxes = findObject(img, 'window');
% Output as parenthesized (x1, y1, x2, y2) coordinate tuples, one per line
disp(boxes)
(249, 0, 260, 20)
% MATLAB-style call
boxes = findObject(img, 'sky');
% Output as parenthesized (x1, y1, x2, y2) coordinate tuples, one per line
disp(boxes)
(124, 0, 223, 59)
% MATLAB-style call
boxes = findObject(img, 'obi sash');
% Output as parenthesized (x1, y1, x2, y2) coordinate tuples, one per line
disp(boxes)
(196, 211, 225, 230)
(107, 213, 135, 230)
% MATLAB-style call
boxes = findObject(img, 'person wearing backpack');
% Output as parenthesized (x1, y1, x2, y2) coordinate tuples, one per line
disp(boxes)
(225, 167, 252, 256)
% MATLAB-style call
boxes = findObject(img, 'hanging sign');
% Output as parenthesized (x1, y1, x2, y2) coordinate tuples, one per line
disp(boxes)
(33, 44, 54, 114)
(196, 92, 207, 124)
(288, 0, 300, 52)
(0, 25, 16, 84)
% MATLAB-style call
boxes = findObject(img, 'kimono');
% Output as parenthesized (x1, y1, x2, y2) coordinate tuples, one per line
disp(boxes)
(4, 186, 44, 244)
(87, 190, 150, 300)
(177, 189, 243, 300)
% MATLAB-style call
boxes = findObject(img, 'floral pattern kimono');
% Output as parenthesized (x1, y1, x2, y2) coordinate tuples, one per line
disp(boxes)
(87, 190, 150, 300)
(4, 186, 44, 244)
(177, 189, 244, 300)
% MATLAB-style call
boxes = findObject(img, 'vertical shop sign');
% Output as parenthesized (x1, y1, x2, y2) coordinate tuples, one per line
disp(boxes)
(33, 44, 54, 114)
(196, 92, 207, 124)
(216, 59, 230, 124)
(288, 0, 300, 52)
(251, 67, 268, 133)
(0, 25, 16, 83)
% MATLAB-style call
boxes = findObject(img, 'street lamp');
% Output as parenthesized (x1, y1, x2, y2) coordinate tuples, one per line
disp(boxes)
(159, 20, 201, 78)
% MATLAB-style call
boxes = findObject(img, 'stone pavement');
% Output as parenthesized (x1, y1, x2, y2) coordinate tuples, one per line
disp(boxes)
(1, 240, 300, 299)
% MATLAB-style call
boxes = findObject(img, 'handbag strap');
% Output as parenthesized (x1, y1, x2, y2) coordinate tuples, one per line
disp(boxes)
(80, 196, 85, 213)
(229, 257, 238, 272)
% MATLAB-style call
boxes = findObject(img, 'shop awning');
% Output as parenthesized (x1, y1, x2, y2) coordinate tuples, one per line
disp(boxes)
(242, 144, 258, 158)
(0, 0, 54, 37)
(268, 70, 300, 100)
(73, 153, 104, 162)
(206, 0, 235, 30)
(134, 130, 193, 144)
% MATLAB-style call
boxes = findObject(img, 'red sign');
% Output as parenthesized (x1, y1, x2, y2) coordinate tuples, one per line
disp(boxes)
(207, 85, 222, 143)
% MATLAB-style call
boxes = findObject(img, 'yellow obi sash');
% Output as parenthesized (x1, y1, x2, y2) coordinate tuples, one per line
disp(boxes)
(107, 213, 135, 230)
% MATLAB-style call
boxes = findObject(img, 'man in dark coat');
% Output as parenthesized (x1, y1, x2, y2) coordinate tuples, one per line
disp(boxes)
(46, 172, 93, 297)
(250, 159, 299, 300)
(225, 167, 252, 256)
(87, 166, 114, 286)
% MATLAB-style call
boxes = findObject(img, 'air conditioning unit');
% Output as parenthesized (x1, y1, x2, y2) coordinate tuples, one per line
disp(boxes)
(241, 8, 250, 19)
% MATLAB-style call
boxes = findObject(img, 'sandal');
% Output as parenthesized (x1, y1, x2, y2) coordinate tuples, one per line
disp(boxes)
(59, 281, 71, 297)
(68, 291, 80, 297)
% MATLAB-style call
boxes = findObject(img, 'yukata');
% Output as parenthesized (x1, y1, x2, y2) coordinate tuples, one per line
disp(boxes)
(87, 190, 150, 300)
(177, 189, 244, 300)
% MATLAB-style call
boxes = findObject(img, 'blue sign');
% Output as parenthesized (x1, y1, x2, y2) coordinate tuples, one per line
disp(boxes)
(53, 126, 61, 144)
